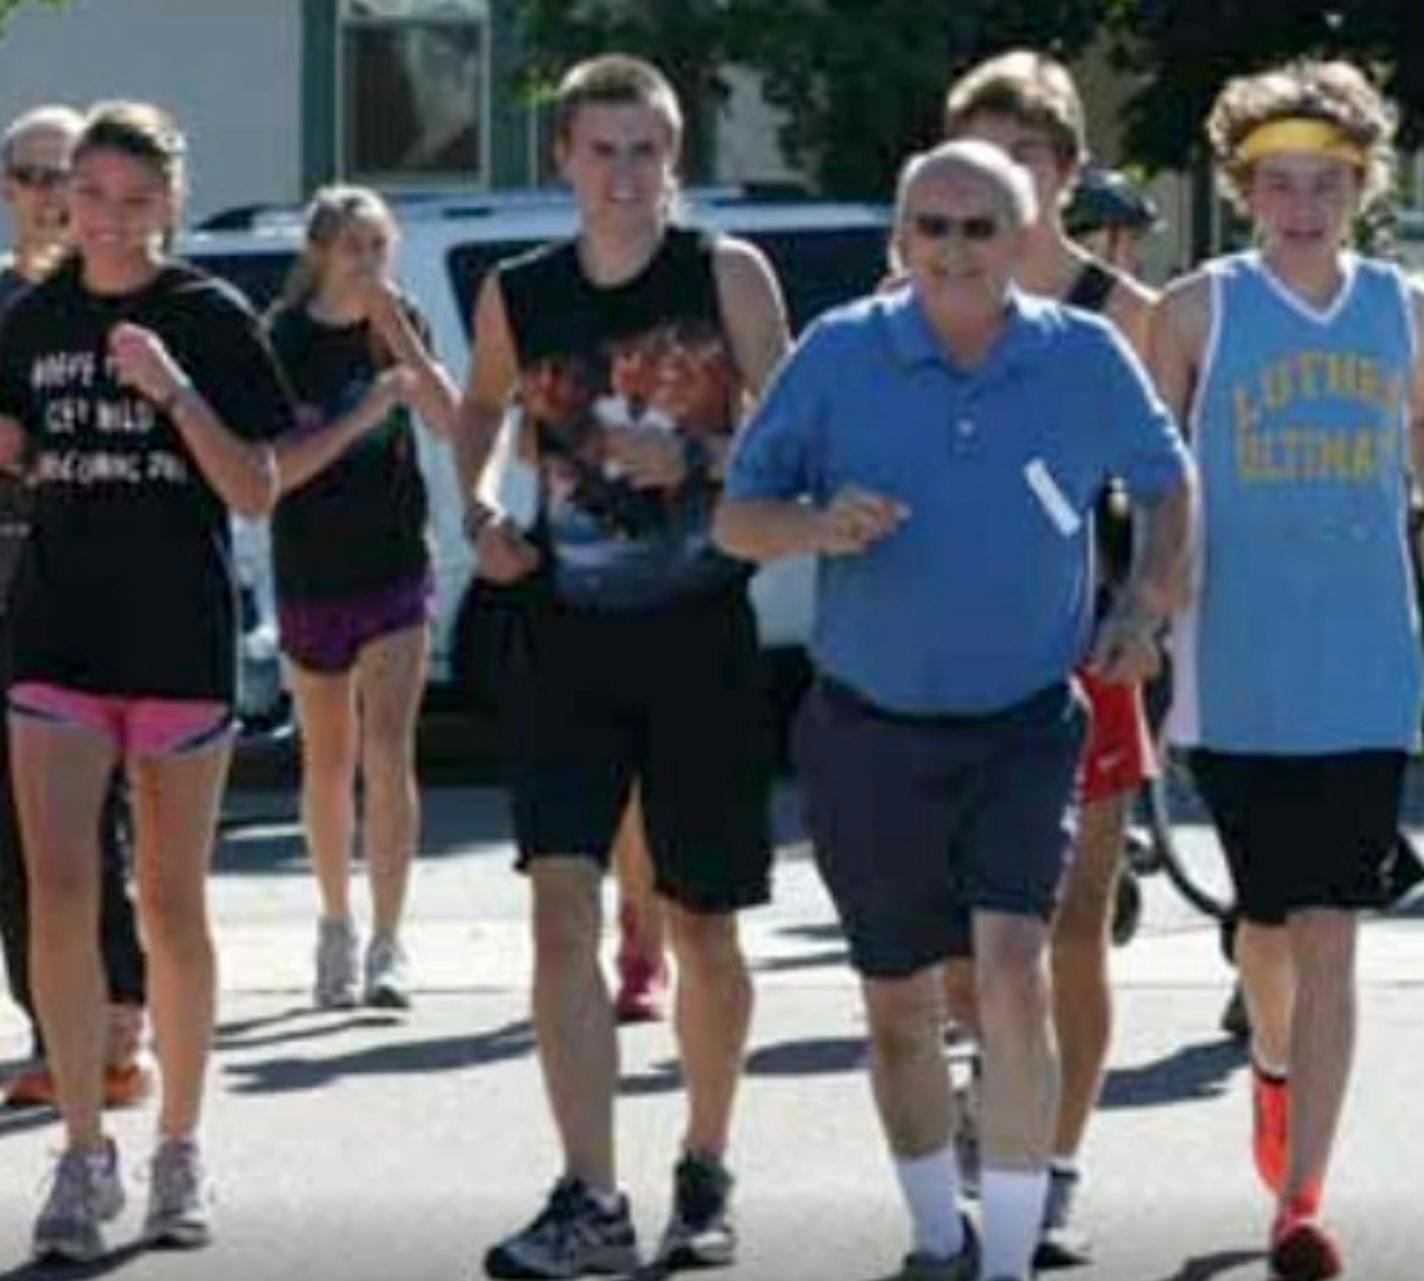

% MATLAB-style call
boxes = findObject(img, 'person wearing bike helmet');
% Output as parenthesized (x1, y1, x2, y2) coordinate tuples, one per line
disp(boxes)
(1063, 165, 1161, 278)
(1152, 59, 1423, 1281)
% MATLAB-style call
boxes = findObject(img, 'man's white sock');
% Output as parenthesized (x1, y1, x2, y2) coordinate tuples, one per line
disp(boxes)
(980, 1166, 1049, 1278)
(893, 1146, 965, 1259)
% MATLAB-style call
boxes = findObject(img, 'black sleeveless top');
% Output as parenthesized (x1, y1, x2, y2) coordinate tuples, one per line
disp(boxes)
(498, 226, 747, 611)
(267, 300, 432, 603)
(1066, 260, 1134, 590)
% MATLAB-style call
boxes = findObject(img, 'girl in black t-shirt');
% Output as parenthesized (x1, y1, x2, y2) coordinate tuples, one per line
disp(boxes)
(264, 186, 456, 1013)
(0, 102, 290, 1262)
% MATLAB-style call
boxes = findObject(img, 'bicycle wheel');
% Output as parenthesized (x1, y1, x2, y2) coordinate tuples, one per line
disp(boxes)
(1142, 748, 1238, 923)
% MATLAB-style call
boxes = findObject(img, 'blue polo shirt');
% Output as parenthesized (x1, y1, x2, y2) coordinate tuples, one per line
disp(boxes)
(725, 286, 1190, 715)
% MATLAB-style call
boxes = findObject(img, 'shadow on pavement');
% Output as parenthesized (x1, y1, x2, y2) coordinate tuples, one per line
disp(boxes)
(217, 1011, 404, 1052)
(222, 1017, 535, 1095)
(619, 1033, 866, 1097)
(0, 1106, 55, 1141)
(0, 1242, 147, 1280)
(755, 946, 848, 974)
(1099, 1036, 1247, 1111)
(1148, 1247, 1266, 1280)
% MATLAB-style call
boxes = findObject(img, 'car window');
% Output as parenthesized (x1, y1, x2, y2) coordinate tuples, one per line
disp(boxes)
(739, 226, 889, 333)
(184, 250, 294, 314)
(446, 239, 545, 335)
(444, 223, 889, 340)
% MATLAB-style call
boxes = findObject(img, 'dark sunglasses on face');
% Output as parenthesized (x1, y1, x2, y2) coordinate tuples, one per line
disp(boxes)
(7, 164, 69, 189)
(910, 211, 1000, 243)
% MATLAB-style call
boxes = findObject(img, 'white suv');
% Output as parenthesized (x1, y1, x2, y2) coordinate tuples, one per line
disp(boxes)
(178, 188, 890, 714)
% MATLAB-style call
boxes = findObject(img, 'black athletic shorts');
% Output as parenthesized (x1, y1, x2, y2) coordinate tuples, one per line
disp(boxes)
(1189, 749, 1405, 926)
(500, 590, 772, 914)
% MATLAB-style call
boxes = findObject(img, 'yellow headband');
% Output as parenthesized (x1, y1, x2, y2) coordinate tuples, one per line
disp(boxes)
(1235, 118, 1366, 167)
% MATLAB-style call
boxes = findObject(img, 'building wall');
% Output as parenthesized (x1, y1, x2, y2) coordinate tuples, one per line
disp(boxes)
(0, 0, 304, 227)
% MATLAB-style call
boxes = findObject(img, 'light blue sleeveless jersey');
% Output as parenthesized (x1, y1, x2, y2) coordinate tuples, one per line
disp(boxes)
(1168, 252, 1422, 753)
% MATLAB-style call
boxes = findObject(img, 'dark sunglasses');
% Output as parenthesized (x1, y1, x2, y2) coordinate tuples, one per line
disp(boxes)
(7, 164, 69, 189)
(909, 212, 1001, 243)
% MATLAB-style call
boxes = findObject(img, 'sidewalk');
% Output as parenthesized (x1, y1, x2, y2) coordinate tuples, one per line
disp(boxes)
(0, 786, 1420, 1280)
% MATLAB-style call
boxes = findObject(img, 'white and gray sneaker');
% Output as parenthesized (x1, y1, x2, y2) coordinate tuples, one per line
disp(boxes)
(364, 934, 411, 1009)
(143, 1136, 214, 1248)
(1034, 1164, 1092, 1269)
(32, 1138, 125, 1263)
(484, 1177, 639, 1278)
(314, 916, 360, 1009)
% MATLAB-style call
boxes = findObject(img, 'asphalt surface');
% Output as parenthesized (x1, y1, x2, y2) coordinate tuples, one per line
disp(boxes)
(0, 779, 1420, 1281)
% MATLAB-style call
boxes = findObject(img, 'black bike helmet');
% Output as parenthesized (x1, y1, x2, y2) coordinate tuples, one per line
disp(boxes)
(1064, 166, 1161, 237)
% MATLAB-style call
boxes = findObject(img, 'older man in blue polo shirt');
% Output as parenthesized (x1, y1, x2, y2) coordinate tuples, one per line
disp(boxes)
(715, 139, 1194, 1281)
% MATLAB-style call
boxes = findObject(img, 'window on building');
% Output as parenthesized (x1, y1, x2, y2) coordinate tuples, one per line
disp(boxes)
(339, 0, 488, 185)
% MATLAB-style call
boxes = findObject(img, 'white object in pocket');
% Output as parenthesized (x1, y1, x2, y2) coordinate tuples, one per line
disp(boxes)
(1024, 458, 1082, 537)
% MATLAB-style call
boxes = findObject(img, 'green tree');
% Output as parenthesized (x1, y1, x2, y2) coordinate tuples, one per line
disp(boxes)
(1108, 1, 1424, 170)
(515, 0, 1112, 196)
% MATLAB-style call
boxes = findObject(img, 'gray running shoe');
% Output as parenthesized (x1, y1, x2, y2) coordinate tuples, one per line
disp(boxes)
(657, 1151, 736, 1267)
(32, 1139, 125, 1263)
(484, 1177, 639, 1278)
(1034, 1164, 1092, 1269)
(143, 1137, 213, 1248)
(891, 1218, 979, 1280)
(364, 934, 412, 1009)
(314, 916, 360, 1009)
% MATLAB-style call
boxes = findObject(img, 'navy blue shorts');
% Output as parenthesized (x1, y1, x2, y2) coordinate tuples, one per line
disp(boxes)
(794, 677, 1087, 979)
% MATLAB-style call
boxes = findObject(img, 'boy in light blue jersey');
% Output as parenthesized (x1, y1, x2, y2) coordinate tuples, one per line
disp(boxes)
(1152, 59, 1424, 1281)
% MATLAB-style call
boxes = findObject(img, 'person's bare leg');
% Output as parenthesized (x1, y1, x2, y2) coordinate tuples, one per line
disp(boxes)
(1237, 920, 1295, 1071)
(127, 740, 231, 1141)
(612, 787, 665, 976)
(975, 910, 1058, 1279)
(1050, 791, 1128, 1158)
(355, 625, 426, 940)
(1282, 909, 1357, 1210)
(530, 858, 617, 1191)
(10, 718, 117, 1151)
(941, 955, 978, 1037)
(287, 662, 359, 923)
(864, 969, 954, 1155)
(664, 904, 750, 1158)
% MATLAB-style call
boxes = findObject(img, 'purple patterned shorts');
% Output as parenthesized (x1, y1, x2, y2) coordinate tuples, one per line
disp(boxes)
(278, 573, 434, 674)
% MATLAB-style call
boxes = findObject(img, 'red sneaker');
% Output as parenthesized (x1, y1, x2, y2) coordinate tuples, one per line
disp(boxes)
(1252, 1064, 1288, 1195)
(2, 1063, 56, 1109)
(614, 954, 666, 1024)
(1270, 1208, 1342, 1280)
(103, 1059, 155, 1109)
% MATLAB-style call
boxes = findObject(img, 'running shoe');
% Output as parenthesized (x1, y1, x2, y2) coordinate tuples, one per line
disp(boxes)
(32, 1138, 125, 1263)
(314, 915, 360, 1009)
(892, 1215, 978, 1280)
(104, 1059, 156, 1108)
(484, 1176, 639, 1278)
(657, 1151, 736, 1267)
(1251, 1063, 1288, 1195)
(1035, 1164, 1093, 1268)
(143, 1136, 214, 1248)
(1269, 1208, 1342, 1280)
(364, 934, 412, 1009)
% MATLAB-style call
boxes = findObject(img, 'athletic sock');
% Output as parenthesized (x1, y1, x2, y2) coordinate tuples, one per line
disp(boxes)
(893, 1146, 965, 1259)
(980, 1166, 1049, 1278)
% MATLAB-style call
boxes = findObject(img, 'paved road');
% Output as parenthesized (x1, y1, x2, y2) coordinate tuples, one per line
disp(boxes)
(0, 785, 1420, 1280)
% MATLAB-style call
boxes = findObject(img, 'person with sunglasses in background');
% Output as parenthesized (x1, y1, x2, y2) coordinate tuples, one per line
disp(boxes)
(716, 139, 1193, 1281)
(0, 103, 151, 1113)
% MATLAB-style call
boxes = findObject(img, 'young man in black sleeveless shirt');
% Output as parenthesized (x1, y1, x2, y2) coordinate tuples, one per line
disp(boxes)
(453, 56, 789, 1279)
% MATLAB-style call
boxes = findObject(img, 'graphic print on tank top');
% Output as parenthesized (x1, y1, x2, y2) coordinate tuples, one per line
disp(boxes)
(500, 228, 746, 611)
